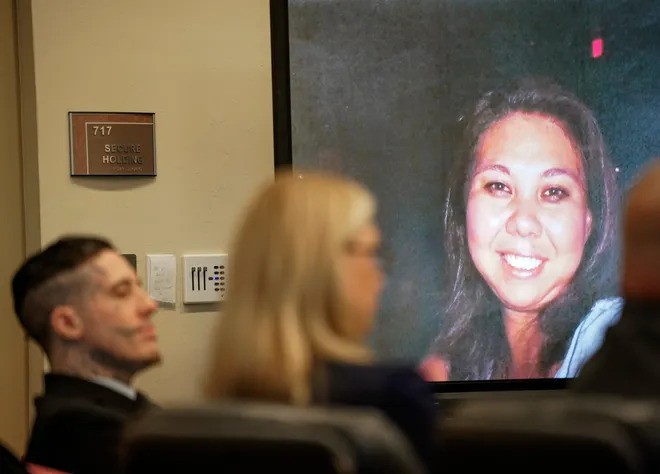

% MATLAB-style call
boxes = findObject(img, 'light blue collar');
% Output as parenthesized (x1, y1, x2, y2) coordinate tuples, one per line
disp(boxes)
(91, 376, 137, 400)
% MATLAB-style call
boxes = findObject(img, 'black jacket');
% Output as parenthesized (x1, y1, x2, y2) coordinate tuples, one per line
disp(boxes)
(572, 301, 660, 398)
(25, 374, 156, 474)
(313, 361, 439, 470)
(0, 442, 25, 474)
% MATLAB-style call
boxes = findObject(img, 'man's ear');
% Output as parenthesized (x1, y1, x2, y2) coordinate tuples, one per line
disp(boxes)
(50, 305, 84, 341)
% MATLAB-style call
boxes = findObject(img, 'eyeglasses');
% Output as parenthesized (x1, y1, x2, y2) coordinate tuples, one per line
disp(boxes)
(344, 240, 393, 272)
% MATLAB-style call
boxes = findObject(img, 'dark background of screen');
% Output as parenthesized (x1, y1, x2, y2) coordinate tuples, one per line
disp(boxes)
(272, 0, 659, 371)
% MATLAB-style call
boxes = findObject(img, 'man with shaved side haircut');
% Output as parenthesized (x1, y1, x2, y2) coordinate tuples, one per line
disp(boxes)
(11, 236, 161, 474)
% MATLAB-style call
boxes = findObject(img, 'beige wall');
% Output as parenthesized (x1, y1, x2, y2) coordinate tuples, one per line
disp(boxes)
(24, 0, 274, 404)
(0, 0, 28, 454)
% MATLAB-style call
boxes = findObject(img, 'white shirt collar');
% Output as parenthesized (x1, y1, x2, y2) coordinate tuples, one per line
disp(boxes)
(90, 376, 138, 400)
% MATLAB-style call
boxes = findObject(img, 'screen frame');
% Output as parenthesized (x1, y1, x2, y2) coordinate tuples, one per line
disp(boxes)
(268, 0, 570, 394)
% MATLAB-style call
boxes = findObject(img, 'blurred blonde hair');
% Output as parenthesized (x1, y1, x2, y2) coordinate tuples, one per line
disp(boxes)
(205, 170, 377, 404)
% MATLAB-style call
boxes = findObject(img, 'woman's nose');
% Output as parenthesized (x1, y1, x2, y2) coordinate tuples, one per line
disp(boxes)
(505, 197, 542, 238)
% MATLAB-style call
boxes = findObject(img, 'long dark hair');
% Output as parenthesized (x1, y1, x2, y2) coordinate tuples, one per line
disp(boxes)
(431, 77, 620, 380)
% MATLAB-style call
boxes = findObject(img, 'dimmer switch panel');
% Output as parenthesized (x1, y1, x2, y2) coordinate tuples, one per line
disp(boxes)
(182, 254, 228, 304)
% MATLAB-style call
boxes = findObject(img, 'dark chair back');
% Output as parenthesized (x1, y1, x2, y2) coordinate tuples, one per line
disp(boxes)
(26, 401, 128, 474)
(120, 402, 426, 474)
(437, 394, 660, 473)
(0, 441, 27, 474)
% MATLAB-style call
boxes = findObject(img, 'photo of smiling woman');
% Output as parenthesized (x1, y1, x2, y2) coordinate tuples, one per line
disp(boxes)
(420, 77, 623, 381)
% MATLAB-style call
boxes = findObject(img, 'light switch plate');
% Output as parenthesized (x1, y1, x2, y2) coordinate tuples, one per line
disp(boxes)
(182, 254, 228, 304)
(146, 254, 176, 304)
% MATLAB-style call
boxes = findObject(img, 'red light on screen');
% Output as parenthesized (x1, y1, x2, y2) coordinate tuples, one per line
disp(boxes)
(592, 37, 604, 58)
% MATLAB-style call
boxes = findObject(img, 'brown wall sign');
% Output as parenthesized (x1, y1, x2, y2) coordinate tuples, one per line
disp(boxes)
(69, 112, 156, 176)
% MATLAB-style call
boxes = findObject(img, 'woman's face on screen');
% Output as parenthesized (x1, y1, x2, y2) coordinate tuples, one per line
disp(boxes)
(466, 112, 592, 314)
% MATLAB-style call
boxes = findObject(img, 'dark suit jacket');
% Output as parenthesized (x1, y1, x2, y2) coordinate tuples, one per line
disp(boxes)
(25, 374, 156, 474)
(313, 361, 438, 470)
(572, 301, 660, 398)
(0, 442, 26, 474)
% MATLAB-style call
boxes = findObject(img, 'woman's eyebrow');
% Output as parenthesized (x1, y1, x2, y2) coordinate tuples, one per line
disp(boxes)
(542, 167, 581, 182)
(472, 163, 510, 176)
(542, 167, 588, 191)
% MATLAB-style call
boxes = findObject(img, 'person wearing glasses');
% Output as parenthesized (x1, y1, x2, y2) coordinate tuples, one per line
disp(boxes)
(204, 170, 437, 469)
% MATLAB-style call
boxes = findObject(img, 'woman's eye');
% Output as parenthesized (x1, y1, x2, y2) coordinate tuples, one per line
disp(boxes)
(542, 187, 569, 202)
(484, 181, 510, 195)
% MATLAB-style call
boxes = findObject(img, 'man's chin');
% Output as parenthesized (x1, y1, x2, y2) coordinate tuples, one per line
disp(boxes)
(91, 348, 162, 375)
(137, 352, 163, 370)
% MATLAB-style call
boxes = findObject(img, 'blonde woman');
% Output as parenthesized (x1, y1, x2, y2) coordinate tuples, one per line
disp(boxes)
(205, 170, 436, 467)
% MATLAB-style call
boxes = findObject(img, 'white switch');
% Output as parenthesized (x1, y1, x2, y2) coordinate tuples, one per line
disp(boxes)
(146, 254, 177, 304)
(182, 254, 228, 304)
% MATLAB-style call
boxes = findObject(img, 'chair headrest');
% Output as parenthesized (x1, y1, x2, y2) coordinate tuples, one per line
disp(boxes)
(121, 401, 426, 474)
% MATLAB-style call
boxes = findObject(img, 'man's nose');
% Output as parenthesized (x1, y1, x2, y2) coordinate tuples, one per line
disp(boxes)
(139, 287, 158, 316)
